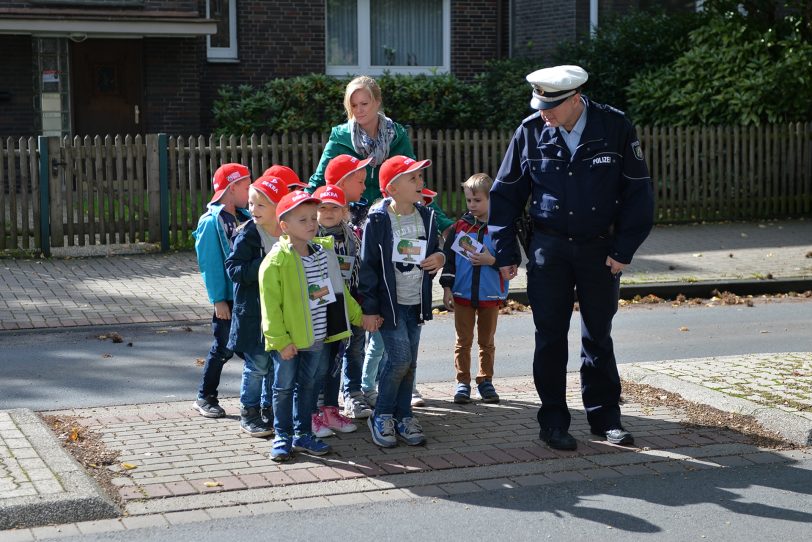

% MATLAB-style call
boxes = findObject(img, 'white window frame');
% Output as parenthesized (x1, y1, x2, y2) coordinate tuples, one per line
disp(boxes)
(206, 0, 238, 62)
(326, 0, 451, 76)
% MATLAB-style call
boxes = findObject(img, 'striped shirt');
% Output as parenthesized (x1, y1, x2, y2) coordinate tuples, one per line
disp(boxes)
(301, 245, 328, 341)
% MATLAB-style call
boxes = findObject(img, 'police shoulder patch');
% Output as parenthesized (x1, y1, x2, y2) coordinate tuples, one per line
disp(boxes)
(631, 141, 644, 161)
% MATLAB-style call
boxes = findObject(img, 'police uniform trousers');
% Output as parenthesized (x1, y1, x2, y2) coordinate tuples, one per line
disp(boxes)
(525, 229, 622, 432)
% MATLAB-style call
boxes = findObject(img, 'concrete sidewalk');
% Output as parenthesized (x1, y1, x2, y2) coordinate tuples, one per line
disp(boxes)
(0, 219, 810, 331)
(2, 361, 810, 538)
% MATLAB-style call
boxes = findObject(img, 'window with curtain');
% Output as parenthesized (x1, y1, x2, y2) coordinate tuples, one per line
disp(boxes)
(326, 0, 449, 75)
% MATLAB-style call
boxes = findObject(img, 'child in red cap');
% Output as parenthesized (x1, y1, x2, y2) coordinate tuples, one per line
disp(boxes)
(258, 191, 363, 461)
(192, 163, 252, 418)
(225, 175, 289, 437)
(358, 155, 445, 448)
(308, 185, 365, 436)
(264, 164, 308, 191)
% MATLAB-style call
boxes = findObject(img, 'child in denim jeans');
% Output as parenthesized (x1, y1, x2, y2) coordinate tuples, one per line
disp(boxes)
(192, 163, 252, 418)
(358, 156, 444, 448)
(259, 191, 363, 461)
(321, 155, 377, 421)
(225, 175, 289, 437)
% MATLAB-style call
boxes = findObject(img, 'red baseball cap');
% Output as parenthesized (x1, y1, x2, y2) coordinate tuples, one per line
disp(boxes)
(421, 188, 437, 205)
(379, 155, 432, 195)
(251, 175, 289, 205)
(325, 154, 373, 186)
(276, 190, 321, 221)
(211, 163, 250, 203)
(263, 165, 307, 190)
(313, 185, 347, 207)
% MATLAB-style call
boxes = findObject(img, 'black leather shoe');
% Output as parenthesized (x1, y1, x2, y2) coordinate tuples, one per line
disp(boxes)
(591, 427, 635, 446)
(539, 427, 577, 450)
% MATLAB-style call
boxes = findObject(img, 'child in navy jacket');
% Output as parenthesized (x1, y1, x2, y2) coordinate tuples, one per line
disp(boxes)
(225, 175, 289, 436)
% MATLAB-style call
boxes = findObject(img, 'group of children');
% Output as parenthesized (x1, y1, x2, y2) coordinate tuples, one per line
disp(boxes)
(192, 154, 511, 461)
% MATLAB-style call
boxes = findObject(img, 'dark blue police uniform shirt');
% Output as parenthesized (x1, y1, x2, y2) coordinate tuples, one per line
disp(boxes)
(489, 96, 654, 266)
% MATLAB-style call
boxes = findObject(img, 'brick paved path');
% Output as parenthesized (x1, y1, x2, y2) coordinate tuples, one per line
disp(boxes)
(1, 220, 810, 331)
(0, 412, 63, 499)
(47, 374, 802, 518)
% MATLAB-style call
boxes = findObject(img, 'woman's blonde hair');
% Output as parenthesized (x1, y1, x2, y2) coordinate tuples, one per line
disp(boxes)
(343, 76, 383, 120)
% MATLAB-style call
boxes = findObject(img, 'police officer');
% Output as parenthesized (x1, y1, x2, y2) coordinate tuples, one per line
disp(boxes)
(489, 65, 654, 450)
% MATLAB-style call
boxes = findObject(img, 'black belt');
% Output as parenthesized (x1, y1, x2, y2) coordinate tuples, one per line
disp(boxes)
(534, 224, 612, 242)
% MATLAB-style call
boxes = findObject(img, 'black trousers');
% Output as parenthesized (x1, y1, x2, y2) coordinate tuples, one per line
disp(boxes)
(525, 232, 622, 431)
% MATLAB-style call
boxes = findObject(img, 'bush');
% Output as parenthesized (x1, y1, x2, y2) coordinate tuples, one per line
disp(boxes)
(627, 16, 812, 125)
(474, 57, 541, 129)
(553, 10, 703, 114)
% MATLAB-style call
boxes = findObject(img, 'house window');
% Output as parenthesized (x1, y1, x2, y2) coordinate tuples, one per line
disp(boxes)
(207, 0, 238, 61)
(326, 0, 450, 75)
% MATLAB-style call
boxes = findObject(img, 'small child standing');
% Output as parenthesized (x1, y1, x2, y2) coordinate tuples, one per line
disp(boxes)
(322, 155, 377, 420)
(358, 155, 445, 448)
(259, 191, 363, 462)
(192, 163, 252, 418)
(440, 173, 513, 404)
(225, 175, 289, 436)
(310, 184, 362, 436)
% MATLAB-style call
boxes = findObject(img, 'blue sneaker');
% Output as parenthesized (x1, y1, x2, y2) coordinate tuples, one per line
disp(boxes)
(367, 414, 397, 448)
(453, 383, 472, 404)
(477, 380, 500, 404)
(395, 417, 426, 446)
(270, 432, 292, 462)
(292, 432, 331, 456)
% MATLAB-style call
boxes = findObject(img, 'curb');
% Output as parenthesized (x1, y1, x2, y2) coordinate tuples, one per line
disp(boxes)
(619, 365, 812, 447)
(0, 409, 119, 530)
(431, 277, 812, 311)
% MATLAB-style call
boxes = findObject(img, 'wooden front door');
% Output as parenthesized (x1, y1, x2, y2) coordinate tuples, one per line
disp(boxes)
(71, 39, 143, 137)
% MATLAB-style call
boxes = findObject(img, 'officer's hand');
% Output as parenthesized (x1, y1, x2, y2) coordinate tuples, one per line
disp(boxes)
(500, 265, 518, 280)
(214, 301, 231, 320)
(605, 256, 626, 275)
(443, 288, 455, 312)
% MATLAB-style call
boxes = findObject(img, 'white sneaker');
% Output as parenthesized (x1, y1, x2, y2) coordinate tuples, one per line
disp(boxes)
(411, 390, 425, 407)
(311, 412, 335, 438)
(363, 389, 378, 408)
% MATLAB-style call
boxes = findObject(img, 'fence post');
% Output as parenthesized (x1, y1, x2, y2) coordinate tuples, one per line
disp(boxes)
(37, 136, 51, 257)
(145, 133, 169, 248)
(158, 133, 169, 251)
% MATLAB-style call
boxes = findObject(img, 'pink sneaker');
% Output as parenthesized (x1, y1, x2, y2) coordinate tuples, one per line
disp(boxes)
(321, 406, 358, 433)
(311, 411, 335, 438)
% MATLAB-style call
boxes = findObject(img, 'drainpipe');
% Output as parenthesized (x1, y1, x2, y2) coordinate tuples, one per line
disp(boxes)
(590, 0, 599, 37)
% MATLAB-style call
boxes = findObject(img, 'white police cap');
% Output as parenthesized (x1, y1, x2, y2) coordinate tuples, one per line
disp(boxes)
(526, 65, 588, 110)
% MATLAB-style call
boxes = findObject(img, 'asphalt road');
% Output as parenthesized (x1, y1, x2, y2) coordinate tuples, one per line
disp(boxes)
(2, 298, 810, 411)
(53, 458, 812, 542)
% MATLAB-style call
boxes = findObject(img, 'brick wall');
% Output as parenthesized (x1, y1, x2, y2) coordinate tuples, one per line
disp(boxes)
(451, 0, 508, 80)
(142, 37, 202, 134)
(198, 0, 325, 133)
(0, 35, 35, 136)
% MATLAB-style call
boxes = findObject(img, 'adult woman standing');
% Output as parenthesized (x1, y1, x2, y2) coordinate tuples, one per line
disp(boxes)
(307, 75, 453, 231)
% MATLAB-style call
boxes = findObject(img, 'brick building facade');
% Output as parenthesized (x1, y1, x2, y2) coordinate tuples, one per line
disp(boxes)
(0, 0, 689, 137)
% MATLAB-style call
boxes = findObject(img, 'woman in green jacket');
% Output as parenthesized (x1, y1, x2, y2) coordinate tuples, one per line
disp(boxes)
(307, 75, 453, 232)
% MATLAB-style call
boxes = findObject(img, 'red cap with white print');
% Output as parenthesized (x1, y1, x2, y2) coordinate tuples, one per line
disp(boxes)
(251, 175, 289, 205)
(325, 154, 373, 185)
(263, 165, 306, 190)
(275, 190, 321, 221)
(378, 155, 432, 195)
(211, 163, 250, 203)
(313, 185, 347, 207)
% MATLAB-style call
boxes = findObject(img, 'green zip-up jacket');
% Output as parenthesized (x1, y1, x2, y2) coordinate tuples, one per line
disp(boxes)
(259, 235, 362, 352)
(307, 121, 454, 232)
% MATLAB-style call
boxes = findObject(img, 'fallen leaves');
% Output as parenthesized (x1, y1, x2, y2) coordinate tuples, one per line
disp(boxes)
(195, 358, 205, 367)
(679, 326, 689, 332)
(203, 481, 223, 488)
(97, 332, 123, 343)
(499, 299, 529, 314)
(121, 462, 138, 470)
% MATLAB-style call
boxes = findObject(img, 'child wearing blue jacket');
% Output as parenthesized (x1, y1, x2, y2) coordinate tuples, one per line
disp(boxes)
(358, 156, 445, 448)
(225, 175, 289, 436)
(192, 163, 251, 418)
(440, 173, 515, 405)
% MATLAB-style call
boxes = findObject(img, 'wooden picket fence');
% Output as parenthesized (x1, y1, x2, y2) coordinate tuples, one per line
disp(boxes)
(1, 123, 810, 252)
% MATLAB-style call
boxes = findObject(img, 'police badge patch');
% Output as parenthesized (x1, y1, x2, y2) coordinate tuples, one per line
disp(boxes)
(631, 141, 644, 160)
